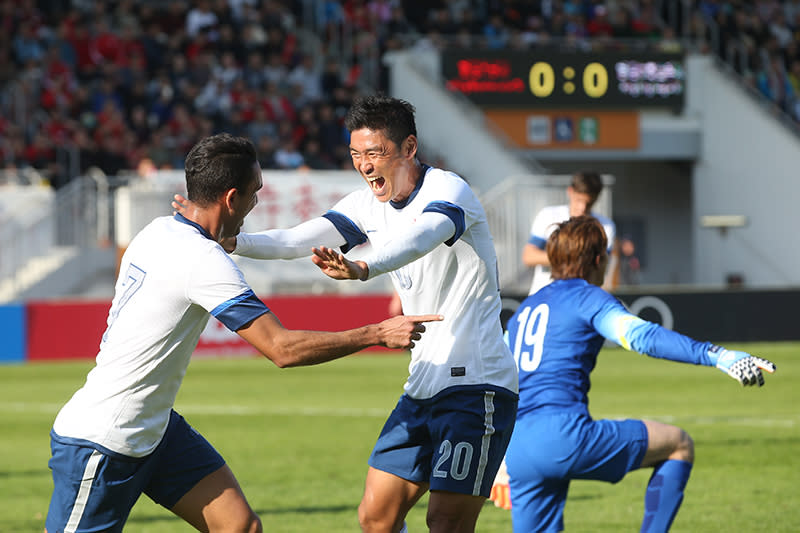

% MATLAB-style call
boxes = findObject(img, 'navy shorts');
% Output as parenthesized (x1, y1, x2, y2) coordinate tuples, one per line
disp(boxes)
(45, 410, 225, 533)
(506, 412, 648, 533)
(368, 385, 518, 497)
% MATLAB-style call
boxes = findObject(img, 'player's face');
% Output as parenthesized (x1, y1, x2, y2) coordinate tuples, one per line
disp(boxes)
(567, 187, 596, 217)
(224, 163, 261, 239)
(349, 128, 417, 203)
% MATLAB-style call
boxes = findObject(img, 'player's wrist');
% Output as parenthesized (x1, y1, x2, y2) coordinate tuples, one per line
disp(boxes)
(706, 344, 726, 367)
(358, 262, 369, 281)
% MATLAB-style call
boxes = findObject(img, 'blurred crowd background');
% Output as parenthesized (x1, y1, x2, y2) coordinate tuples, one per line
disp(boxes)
(2, 0, 800, 189)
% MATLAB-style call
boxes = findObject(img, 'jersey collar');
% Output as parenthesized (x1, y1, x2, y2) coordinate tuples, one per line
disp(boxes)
(389, 164, 430, 210)
(174, 213, 214, 241)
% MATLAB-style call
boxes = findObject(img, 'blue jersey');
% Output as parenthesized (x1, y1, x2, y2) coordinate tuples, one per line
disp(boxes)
(506, 279, 713, 419)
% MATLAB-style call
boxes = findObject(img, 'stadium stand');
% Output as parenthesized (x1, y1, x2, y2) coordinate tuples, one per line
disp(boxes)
(1, 0, 799, 301)
(3, 1, 799, 189)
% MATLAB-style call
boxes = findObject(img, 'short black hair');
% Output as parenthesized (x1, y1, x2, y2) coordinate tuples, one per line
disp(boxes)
(571, 171, 603, 199)
(184, 133, 258, 205)
(344, 94, 417, 149)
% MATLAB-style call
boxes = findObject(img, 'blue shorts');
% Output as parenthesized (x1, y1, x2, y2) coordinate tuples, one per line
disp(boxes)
(45, 410, 225, 533)
(506, 412, 648, 533)
(368, 385, 518, 497)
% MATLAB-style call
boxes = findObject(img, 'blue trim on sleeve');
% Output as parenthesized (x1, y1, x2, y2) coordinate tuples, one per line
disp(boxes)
(211, 289, 270, 331)
(423, 201, 464, 246)
(322, 211, 367, 253)
(528, 235, 547, 249)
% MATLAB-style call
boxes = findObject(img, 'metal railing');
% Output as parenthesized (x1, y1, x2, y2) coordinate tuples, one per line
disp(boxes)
(0, 171, 125, 302)
(481, 175, 614, 294)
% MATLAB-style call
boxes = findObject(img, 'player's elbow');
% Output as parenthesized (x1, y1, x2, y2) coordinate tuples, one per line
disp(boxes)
(261, 345, 299, 368)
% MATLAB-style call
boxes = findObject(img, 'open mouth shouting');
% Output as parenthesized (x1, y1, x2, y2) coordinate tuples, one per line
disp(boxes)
(367, 175, 387, 195)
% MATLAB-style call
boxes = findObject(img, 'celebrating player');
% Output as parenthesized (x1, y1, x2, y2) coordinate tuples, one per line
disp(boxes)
(502, 215, 776, 533)
(45, 134, 441, 533)
(177, 95, 519, 533)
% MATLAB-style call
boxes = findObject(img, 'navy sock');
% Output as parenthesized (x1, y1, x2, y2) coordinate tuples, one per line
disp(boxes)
(640, 459, 693, 533)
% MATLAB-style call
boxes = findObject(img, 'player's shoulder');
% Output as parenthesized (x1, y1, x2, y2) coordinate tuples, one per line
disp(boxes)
(420, 166, 478, 204)
(534, 204, 569, 226)
(548, 278, 611, 308)
(423, 166, 470, 189)
(538, 204, 568, 217)
(591, 211, 615, 227)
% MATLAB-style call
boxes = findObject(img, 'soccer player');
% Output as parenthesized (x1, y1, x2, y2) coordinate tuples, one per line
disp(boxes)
(178, 95, 519, 533)
(504, 215, 776, 533)
(45, 134, 441, 533)
(522, 170, 616, 295)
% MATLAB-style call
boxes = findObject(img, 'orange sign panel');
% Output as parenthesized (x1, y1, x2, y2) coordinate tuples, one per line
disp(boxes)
(485, 110, 639, 150)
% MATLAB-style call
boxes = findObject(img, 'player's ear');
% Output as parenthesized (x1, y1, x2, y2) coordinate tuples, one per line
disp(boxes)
(403, 135, 417, 158)
(223, 188, 237, 211)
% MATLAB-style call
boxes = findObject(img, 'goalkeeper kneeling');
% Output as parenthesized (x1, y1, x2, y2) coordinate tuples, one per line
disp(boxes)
(491, 215, 777, 532)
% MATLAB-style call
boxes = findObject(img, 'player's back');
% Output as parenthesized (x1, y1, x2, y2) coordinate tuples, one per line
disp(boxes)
(53, 215, 243, 457)
(507, 278, 609, 418)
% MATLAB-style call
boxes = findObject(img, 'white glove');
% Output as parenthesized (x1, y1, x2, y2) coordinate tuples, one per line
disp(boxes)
(707, 345, 776, 386)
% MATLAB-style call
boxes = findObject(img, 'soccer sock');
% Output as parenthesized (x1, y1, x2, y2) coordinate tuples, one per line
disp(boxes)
(398, 521, 409, 533)
(640, 459, 693, 533)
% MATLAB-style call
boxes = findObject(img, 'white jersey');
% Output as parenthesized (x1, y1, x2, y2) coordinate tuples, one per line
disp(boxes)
(527, 204, 616, 295)
(52, 215, 269, 457)
(326, 166, 518, 399)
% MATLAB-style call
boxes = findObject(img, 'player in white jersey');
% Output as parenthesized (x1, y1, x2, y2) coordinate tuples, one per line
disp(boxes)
(45, 134, 440, 533)
(176, 95, 519, 533)
(523, 171, 617, 295)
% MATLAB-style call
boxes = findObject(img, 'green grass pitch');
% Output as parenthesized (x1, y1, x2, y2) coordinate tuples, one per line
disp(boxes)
(1, 341, 797, 532)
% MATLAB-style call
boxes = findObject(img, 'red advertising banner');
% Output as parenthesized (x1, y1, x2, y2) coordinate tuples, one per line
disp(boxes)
(27, 300, 112, 360)
(26, 295, 396, 361)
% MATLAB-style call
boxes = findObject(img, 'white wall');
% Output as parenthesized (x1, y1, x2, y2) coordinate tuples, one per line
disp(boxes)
(687, 55, 800, 287)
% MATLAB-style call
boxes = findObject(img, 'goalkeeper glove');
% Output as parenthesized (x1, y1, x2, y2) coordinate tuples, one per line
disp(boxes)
(489, 458, 512, 510)
(707, 345, 776, 386)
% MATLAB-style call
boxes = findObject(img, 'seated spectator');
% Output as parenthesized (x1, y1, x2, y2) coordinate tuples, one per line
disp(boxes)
(273, 137, 304, 169)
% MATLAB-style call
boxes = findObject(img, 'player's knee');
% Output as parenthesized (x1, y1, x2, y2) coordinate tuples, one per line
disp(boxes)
(248, 513, 263, 533)
(426, 507, 476, 533)
(358, 500, 388, 532)
(212, 510, 261, 533)
(673, 428, 694, 463)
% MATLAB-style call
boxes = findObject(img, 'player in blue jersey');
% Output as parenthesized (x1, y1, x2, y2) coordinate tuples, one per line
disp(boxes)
(174, 95, 519, 533)
(45, 134, 441, 533)
(504, 215, 776, 533)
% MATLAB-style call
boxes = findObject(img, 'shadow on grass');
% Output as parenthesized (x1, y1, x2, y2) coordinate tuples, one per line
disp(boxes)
(255, 504, 357, 515)
(0, 468, 50, 479)
(126, 504, 358, 527)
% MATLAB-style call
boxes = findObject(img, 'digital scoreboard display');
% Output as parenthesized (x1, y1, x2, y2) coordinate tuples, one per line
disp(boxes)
(442, 49, 686, 110)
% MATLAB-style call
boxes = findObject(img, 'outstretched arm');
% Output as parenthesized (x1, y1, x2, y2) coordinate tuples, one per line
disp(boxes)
(173, 193, 346, 259)
(311, 211, 456, 281)
(235, 218, 346, 259)
(595, 301, 777, 386)
(236, 310, 443, 367)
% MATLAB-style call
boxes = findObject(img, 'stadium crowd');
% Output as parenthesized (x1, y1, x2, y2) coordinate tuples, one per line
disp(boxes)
(1, 0, 799, 188)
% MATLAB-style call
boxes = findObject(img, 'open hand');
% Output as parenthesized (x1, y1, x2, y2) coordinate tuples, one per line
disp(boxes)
(171, 193, 189, 215)
(378, 314, 443, 349)
(311, 246, 368, 281)
(708, 345, 777, 386)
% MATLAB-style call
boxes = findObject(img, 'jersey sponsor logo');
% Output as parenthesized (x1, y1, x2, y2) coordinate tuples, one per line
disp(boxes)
(451, 367, 466, 377)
